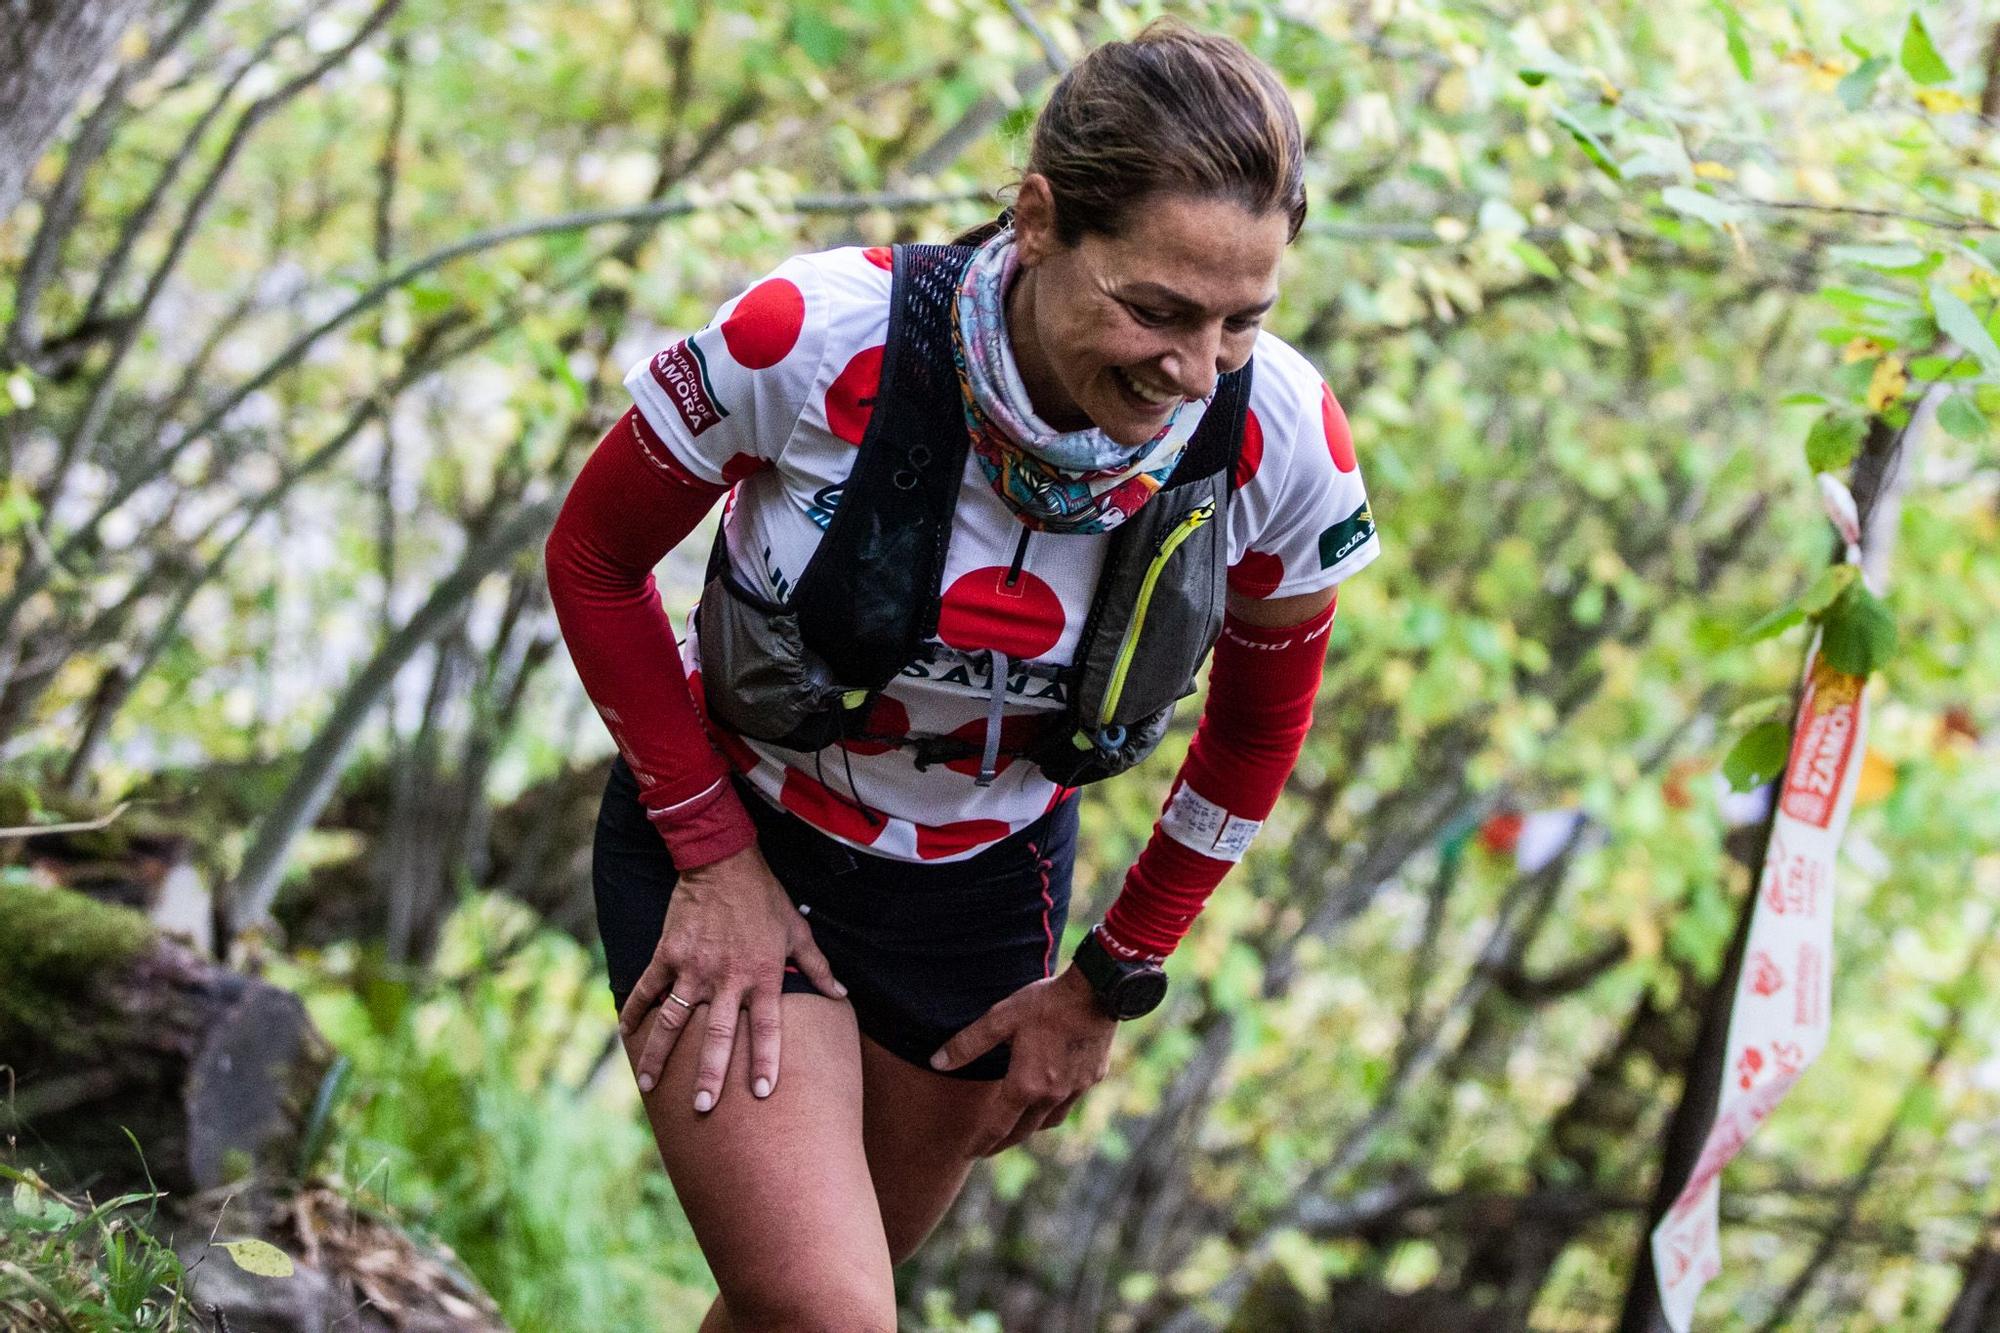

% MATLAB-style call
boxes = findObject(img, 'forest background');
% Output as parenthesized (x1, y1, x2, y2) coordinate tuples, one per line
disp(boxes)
(3, 0, 1998, 1330)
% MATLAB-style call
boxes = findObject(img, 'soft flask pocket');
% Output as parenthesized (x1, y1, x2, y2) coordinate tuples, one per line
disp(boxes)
(696, 569, 851, 751)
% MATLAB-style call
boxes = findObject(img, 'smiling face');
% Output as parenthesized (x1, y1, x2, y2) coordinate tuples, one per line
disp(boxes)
(1005, 174, 1290, 448)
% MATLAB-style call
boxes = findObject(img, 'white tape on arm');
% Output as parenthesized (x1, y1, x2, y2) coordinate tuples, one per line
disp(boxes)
(1160, 783, 1263, 862)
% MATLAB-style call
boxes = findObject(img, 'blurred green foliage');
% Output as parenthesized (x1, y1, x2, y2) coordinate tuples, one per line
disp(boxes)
(4, 0, 1999, 1327)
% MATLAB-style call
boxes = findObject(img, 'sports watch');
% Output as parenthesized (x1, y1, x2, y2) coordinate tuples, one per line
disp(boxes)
(1072, 926, 1169, 1020)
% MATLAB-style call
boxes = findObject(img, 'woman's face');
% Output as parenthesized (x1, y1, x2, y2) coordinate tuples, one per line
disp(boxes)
(1009, 178, 1290, 448)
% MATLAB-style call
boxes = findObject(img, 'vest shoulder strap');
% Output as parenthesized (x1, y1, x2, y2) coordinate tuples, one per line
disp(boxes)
(789, 244, 977, 684)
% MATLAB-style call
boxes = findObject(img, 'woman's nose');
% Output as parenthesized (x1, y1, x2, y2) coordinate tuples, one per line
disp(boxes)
(1160, 326, 1223, 400)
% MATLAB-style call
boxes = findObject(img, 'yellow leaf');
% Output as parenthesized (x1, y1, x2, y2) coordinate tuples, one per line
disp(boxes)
(1866, 356, 1909, 412)
(1432, 69, 1469, 114)
(1595, 75, 1622, 105)
(1809, 58, 1850, 92)
(1724, 220, 1751, 263)
(217, 1240, 295, 1278)
(1915, 88, 1975, 114)
(1854, 748, 1896, 804)
(1795, 165, 1842, 205)
(1842, 337, 1885, 364)
(1692, 161, 1737, 182)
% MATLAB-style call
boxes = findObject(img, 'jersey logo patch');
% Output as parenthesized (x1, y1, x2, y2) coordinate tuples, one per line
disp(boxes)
(807, 482, 843, 530)
(651, 337, 728, 437)
(1317, 501, 1375, 569)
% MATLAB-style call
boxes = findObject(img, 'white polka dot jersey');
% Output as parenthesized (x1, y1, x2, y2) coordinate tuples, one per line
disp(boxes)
(622, 246, 1381, 863)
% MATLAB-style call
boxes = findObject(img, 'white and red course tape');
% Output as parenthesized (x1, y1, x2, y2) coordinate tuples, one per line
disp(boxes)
(1651, 478, 1875, 1329)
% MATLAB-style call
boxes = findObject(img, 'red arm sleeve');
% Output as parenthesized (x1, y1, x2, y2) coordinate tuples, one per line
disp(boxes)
(1095, 594, 1337, 962)
(544, 407, 757, 870)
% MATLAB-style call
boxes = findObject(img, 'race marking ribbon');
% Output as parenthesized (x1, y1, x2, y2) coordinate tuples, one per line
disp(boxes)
(1649, 475, 1873, 1329)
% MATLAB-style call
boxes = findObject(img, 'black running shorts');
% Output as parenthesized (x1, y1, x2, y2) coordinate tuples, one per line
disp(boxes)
(592, 755, 1079, 1081)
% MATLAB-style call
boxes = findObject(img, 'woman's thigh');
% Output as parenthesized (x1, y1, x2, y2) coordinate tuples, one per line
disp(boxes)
(858, 1032, 1015, 1265)
(626, 992, 896, 1331)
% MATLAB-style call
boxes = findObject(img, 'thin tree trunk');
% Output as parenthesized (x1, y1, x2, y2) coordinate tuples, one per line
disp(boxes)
(0, 0, 153, 218)
(228, 493, 562, 933)
(1945, 1209, 2000, 1333)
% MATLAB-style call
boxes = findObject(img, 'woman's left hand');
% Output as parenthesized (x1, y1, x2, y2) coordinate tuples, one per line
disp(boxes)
(930, 965, 1118, 1156)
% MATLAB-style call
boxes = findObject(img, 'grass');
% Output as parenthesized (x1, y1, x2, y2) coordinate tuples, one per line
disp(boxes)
(0, 1161, 206, 1332)
(275, 892, 716, 1332)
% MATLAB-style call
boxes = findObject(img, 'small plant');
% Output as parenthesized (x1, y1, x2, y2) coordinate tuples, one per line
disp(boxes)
(0, 1161, 204, 1331)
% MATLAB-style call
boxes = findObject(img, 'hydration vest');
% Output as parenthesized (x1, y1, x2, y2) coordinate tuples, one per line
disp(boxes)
(695, 242, 1249, 788)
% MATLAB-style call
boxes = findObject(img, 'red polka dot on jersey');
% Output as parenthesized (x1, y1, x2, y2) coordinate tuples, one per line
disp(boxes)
(916, 817, 1015, 860)
(720, 278, 805, 370)
(937, 567, 1065, 661)
(1321, 383, 1357, 473)
(825, 344, 886, 445)
(779, 766, 886, 845)
(720, 452, 769, 484)
(1228, 550, 1285, 599)
(1233, 406, 1265, 489)
(941, 712, 1047, 778)
(837, 694, 911, 756)
(862, 246, 893, 271)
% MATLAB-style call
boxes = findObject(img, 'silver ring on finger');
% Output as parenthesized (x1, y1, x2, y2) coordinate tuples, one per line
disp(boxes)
(666, 991, 693, 1009)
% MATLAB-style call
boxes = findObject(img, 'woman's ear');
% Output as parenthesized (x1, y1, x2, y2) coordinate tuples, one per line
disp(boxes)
(1011, 173, 1059, 266)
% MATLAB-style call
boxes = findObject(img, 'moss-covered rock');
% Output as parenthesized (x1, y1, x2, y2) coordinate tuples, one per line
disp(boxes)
(0, 878, 153, 1050)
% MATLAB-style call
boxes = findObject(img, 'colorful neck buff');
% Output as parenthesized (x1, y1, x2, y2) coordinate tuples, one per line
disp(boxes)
(951, 230, 1208, 534)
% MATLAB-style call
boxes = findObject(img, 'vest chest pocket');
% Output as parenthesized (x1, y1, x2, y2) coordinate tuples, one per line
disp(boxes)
(1074, 476, 1230, 732)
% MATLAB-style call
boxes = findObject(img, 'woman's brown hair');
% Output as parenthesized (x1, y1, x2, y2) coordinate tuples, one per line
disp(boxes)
(955, 18, 1307, 248)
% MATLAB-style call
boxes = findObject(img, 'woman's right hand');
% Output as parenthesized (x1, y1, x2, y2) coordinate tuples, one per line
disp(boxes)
(618, 842, 845, 1112)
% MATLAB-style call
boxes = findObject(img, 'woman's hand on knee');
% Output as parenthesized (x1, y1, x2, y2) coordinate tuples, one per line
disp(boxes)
(930, 965, 1116, 1156)
(620, 842, 845, 1110)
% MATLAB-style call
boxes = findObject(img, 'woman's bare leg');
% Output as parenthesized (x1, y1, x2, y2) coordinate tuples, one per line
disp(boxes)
(857, 1034, 1020, 1264)
(626, 992, 896, 1332)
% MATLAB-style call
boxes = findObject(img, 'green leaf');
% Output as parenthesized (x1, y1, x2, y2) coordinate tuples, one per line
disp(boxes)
(12, 1180, 42, 1218)
(217, 1239, 296, 1278)
(1662, 185, 1745, 228)
(0, 483, 40, 537)
(1938, 393, 1989, 441)
(1739, 567, 1853, 644)
(1710, 2, 1753, 78)
(1726, 693, 1794, 730)
(1805, 412, 1866, 472)
(1907, 355, 1981, 380)
(1779, 392, 1828, 406)
(1724, 720, 1792, 792)
(1738, 603, 1804, 643)
(1838, 55, 1890, 110)
(1930, 280, 2000, 374)
(1518, 67, 1550, 86)
(791, 11, 848, 67)
(1800, 563, 1860, 616)
(1820, 582, 1897, 676)
(1827, 243, 1926, 271)
(1899, 14, 1952, 86)
(1551, 107, 1623, 181)
(1509, 238, 1562, 279)
(1819, 283, 1919, 315)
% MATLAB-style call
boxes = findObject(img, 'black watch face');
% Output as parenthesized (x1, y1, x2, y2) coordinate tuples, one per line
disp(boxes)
(1109, 969, 1169, 1019)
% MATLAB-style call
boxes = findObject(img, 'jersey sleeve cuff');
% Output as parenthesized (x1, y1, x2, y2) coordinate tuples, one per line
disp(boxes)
(648, 777, 759, 870)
